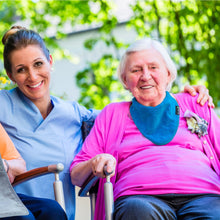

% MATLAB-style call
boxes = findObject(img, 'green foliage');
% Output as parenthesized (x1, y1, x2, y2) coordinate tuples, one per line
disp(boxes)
(128, 0, 220, 104)
(1, 0, 220, 108)
(78, 0, 220, 108)
(76, 54, 124, 109)
(0, 0, 96, 89)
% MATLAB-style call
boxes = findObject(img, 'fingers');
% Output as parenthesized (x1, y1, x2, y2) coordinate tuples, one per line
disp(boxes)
(183, 85, 196, 96)
(105, 159, 116, 177)
(92, 154, 116, 178)
(195, 86, 215, 108)
(196, 89, 208, 106)
(184, 85, 215, 108)
(208, 95, 215, 108)
(193, 85, 208, 105)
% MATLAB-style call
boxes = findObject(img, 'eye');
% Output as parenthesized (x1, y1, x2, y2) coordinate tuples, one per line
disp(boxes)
(149, 65, 157, 70)
(34, 61, 43, 67)
(131, 68, 141, 73)
(17, 67, 25, 73)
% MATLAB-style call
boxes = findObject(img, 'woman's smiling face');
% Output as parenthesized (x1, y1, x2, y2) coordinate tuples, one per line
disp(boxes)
(8, 45, 52, 104)
(122, 48, 171, 107)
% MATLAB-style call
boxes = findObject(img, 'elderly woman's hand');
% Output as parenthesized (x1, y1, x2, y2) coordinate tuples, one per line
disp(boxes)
(91, 153, 116, 178)
(184, 85, 214, 108)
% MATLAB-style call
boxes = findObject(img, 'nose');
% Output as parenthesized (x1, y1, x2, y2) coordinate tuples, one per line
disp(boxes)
(141, 67, 151, 80)
(28, 68, 38, 81)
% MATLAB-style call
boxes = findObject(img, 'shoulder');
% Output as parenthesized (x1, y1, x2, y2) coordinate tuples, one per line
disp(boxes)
(92, 101, 130, 138)
(98, 101, 130, 121)
(51, 96, 98, 121)
(51, 96, 82, 110)
(174, 92, 200, 110)
(0, 88, 14, 99)
(0, 88, 28, 103)
(0, 88, 19, 111)
(174, 92, 210, 121)
(0, 90, 8, 104)
(103, 101, 130, 112)
(51, 96, 84, 118)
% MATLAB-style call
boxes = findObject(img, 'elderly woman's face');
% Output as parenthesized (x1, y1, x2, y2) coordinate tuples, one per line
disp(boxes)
(122, 48, 171, 106)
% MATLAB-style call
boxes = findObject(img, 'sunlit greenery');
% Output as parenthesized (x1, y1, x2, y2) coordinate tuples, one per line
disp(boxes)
(1, 0, 220, 109)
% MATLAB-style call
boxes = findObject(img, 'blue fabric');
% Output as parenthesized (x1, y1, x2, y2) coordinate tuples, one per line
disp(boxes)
(130, 92, 179, 145)
(1, 193, 67, 220)
(0, 88, 99, 220)
(114, 195, 176, 220)
(114, 194, 220, 220)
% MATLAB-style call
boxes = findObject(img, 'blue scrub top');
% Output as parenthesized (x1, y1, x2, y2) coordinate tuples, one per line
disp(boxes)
(0, 88, 98, 219)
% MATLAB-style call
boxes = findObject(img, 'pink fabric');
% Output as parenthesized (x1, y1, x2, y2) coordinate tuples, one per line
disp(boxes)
(71, 102, 128, 220)
(70, 93, 220, 220)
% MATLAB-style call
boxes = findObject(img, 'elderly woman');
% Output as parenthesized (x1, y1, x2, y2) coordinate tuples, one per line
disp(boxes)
(70, 38, 220, 220)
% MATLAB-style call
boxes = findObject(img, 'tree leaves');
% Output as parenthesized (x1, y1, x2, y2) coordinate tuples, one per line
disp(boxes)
(0, 0, 220, 107)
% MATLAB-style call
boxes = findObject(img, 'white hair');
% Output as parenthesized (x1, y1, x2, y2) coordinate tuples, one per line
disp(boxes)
(117, 38, 177, 91)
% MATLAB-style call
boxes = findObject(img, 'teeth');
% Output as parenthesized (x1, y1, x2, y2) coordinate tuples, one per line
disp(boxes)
(141, 85, 153, 89)
(29, 81, 42, 88)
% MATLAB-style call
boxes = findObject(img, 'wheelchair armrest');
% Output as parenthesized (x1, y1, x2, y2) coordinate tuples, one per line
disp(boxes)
(78, 172, 99, 197)
(12, 163, 64, 187)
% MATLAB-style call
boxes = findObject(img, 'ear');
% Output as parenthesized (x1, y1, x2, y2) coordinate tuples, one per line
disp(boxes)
(6, 72, 15, 83)
(122, 73, 128, 89)
(167, 70, 172, 82)
(49, 54, 53, 66)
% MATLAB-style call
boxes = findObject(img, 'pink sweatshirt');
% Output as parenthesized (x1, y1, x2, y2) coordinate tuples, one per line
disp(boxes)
(71, 93, 220, 220)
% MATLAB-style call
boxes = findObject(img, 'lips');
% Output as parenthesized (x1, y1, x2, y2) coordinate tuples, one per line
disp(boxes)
(28, 81, 42, 88)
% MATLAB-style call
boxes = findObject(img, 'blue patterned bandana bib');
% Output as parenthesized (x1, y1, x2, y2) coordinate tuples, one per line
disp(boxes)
(130, 92, 180, 145)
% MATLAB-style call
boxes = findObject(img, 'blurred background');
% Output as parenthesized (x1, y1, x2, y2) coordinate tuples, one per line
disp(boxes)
(1, 0, 220, 109)
(1, 0, 220, 218)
